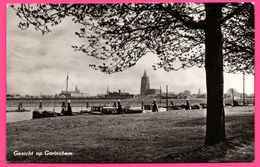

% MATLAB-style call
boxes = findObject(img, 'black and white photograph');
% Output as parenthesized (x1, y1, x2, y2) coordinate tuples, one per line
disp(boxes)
(6, 3, 254, 163)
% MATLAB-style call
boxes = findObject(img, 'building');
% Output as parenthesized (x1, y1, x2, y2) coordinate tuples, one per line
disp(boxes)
(104, 89, 135, 99)
(59, 86, 88, 98)
(140, 70, 150, 95)
(140, 70, 161, 96)
(147, 89, 161, 95)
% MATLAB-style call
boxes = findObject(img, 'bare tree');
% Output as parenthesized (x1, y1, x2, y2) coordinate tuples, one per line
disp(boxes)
(11, 3, 254, 146)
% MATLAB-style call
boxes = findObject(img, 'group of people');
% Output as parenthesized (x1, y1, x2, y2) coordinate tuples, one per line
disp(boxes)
(113, 100, 123, 114)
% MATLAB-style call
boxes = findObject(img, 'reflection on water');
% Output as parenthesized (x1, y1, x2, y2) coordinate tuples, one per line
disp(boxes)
(6, 106, 86, 123)
(7, 110, 33, 123)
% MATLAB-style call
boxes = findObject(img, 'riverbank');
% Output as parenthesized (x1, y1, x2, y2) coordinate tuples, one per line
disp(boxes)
(6, 106, 254, 163)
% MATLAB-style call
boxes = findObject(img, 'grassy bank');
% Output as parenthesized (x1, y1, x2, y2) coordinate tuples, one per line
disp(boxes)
(6, 106, 254, 163)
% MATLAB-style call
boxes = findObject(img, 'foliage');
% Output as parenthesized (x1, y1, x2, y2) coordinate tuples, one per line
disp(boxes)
(178, 90, 191, 99)
(10, 3, 254, 74)
(225, 88, 240, 98)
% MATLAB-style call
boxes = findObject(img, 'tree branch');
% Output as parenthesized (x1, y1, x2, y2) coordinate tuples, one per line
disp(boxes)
(219, 5, 247, 24)
(161, 5, 205, 30)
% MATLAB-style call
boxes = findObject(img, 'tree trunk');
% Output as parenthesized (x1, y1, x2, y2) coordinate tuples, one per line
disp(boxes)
(204, 3, 226, 146)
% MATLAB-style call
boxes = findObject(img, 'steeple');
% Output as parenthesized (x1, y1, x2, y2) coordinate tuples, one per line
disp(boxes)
(107, 86, 109, 94)
(143, 69, 148, 77)
(140, 69, 150, 96)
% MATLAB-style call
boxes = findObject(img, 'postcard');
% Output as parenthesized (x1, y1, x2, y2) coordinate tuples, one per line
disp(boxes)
(2, 1, 256, 165)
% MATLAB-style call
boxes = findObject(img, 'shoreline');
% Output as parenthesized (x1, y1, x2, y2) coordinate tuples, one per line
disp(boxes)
(6, 106, 254, 162)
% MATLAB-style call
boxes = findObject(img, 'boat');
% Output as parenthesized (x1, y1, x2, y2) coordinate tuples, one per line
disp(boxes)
(80, 107, 91, 114)
(125, 107, 143, 114)
(158, 107, 167, 112)
(7, 102, 30, 112)
(32, 101, 61, 119)
(60, 73, 74, 116)
(89, 106, 103, 115)
(80, 101, 91, 113)
(200, 103, 207, 109)
(102, 106, 118, 114)
(33, 73, 75, 118)
(33, 110, 59, 119)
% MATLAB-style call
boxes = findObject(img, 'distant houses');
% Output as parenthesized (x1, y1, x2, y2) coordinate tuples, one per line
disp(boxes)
(104, 89, 135, 99)
(6, 70, 254, 100)
(59, 86, 88, 98)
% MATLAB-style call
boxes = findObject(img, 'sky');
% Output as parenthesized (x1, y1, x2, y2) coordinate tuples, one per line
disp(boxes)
(6, 5, 255, 96)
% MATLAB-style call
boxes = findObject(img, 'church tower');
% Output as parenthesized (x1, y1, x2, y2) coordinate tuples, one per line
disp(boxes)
(140, 70, 150, 96)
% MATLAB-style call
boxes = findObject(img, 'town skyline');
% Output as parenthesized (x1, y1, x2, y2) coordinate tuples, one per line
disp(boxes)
(7, 68, 254, 97)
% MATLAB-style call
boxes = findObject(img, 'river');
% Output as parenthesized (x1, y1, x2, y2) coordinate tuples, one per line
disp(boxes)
(7, 97, 246, 123)
(6, 106, 86, 123)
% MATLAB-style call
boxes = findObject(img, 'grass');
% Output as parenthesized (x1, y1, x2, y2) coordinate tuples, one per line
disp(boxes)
(6, 106, 254, 163)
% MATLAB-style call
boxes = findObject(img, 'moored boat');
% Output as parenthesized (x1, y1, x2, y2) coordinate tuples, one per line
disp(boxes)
(33, 110, 59, 119)
(89, 106, 103, 115)
(102, 106, 118, 114)
(32, 100, 60, 119)
(7, 101, 30, 112)
(80, 107, 91, 114)
(125, 107, 143, 114)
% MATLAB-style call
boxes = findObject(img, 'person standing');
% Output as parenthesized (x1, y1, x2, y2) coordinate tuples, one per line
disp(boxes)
(113, 101, 117, 107)
(186, 99, 190, 110)
(61, 100, 66, 114)
(39, 100, 42, 110)
(67, 99, 72, 115)
(86, 101, 89, 108)
(18, 101, 23, 111)
(117, 100, 122, 114)
(141, 100, 144, 110)
(152, 99, 158, 112)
